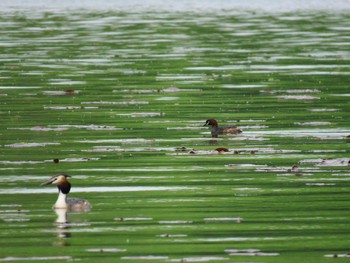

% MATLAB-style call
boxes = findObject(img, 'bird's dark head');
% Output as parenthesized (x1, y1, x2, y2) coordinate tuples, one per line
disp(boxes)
(41, 173, 71, 194)
(203, 119, 218, 126)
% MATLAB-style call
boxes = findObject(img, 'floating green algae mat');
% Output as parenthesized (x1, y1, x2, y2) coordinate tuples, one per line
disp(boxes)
(0, 5, 350, 263)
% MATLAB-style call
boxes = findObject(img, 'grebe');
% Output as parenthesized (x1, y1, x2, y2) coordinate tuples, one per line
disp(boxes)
(41, 174, 91, 212)
(203, 119, 242, 138)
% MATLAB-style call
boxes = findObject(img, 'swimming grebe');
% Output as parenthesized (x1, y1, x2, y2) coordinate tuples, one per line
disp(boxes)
(203, 119, 242, 138)
(41, 174, 91, 212)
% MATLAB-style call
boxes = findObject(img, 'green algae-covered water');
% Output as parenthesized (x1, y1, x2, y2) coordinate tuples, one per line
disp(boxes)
(0, 1, 350, 262)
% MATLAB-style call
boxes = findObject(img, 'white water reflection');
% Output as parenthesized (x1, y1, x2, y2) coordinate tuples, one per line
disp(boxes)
(204, 217, 242, 223)
(277, 95, 320, 100)
(75, 166, 204, 172)
(0, 186, 198, 194)
(225, 249, 279, 257)
(223, 84, 267, 89)
(77, 138, 217, 144)
(0, 86, 42, 89)
(121, 256, 169, 260)
(170, 256, 228, 262)
(0, 256, 73, 262)
(5, 142, 61, 148)
(0, 0, 349, 13)
(247, 129, 350, 139)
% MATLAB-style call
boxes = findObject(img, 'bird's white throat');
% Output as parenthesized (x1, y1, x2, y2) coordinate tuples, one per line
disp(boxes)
(54, 191, 68, 209)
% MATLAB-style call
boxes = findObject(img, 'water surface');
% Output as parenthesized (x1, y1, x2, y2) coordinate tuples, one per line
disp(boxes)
(0, 1, 350, 262)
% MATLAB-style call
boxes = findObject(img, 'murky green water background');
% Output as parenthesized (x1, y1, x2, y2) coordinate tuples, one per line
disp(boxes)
(0, 2, 350, 263)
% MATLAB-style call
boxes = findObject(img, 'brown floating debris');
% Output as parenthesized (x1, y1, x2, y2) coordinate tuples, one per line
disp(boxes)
(65, 89, 76, 95)
(215, 147, 229, 153)
(175, 147, 187, 151)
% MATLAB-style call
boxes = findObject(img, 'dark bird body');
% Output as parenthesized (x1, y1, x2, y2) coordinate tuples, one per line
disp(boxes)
(204, 119, 242, 138)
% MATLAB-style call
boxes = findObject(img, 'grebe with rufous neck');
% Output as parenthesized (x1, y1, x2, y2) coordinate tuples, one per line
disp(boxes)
(41, 173, 91, 212)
